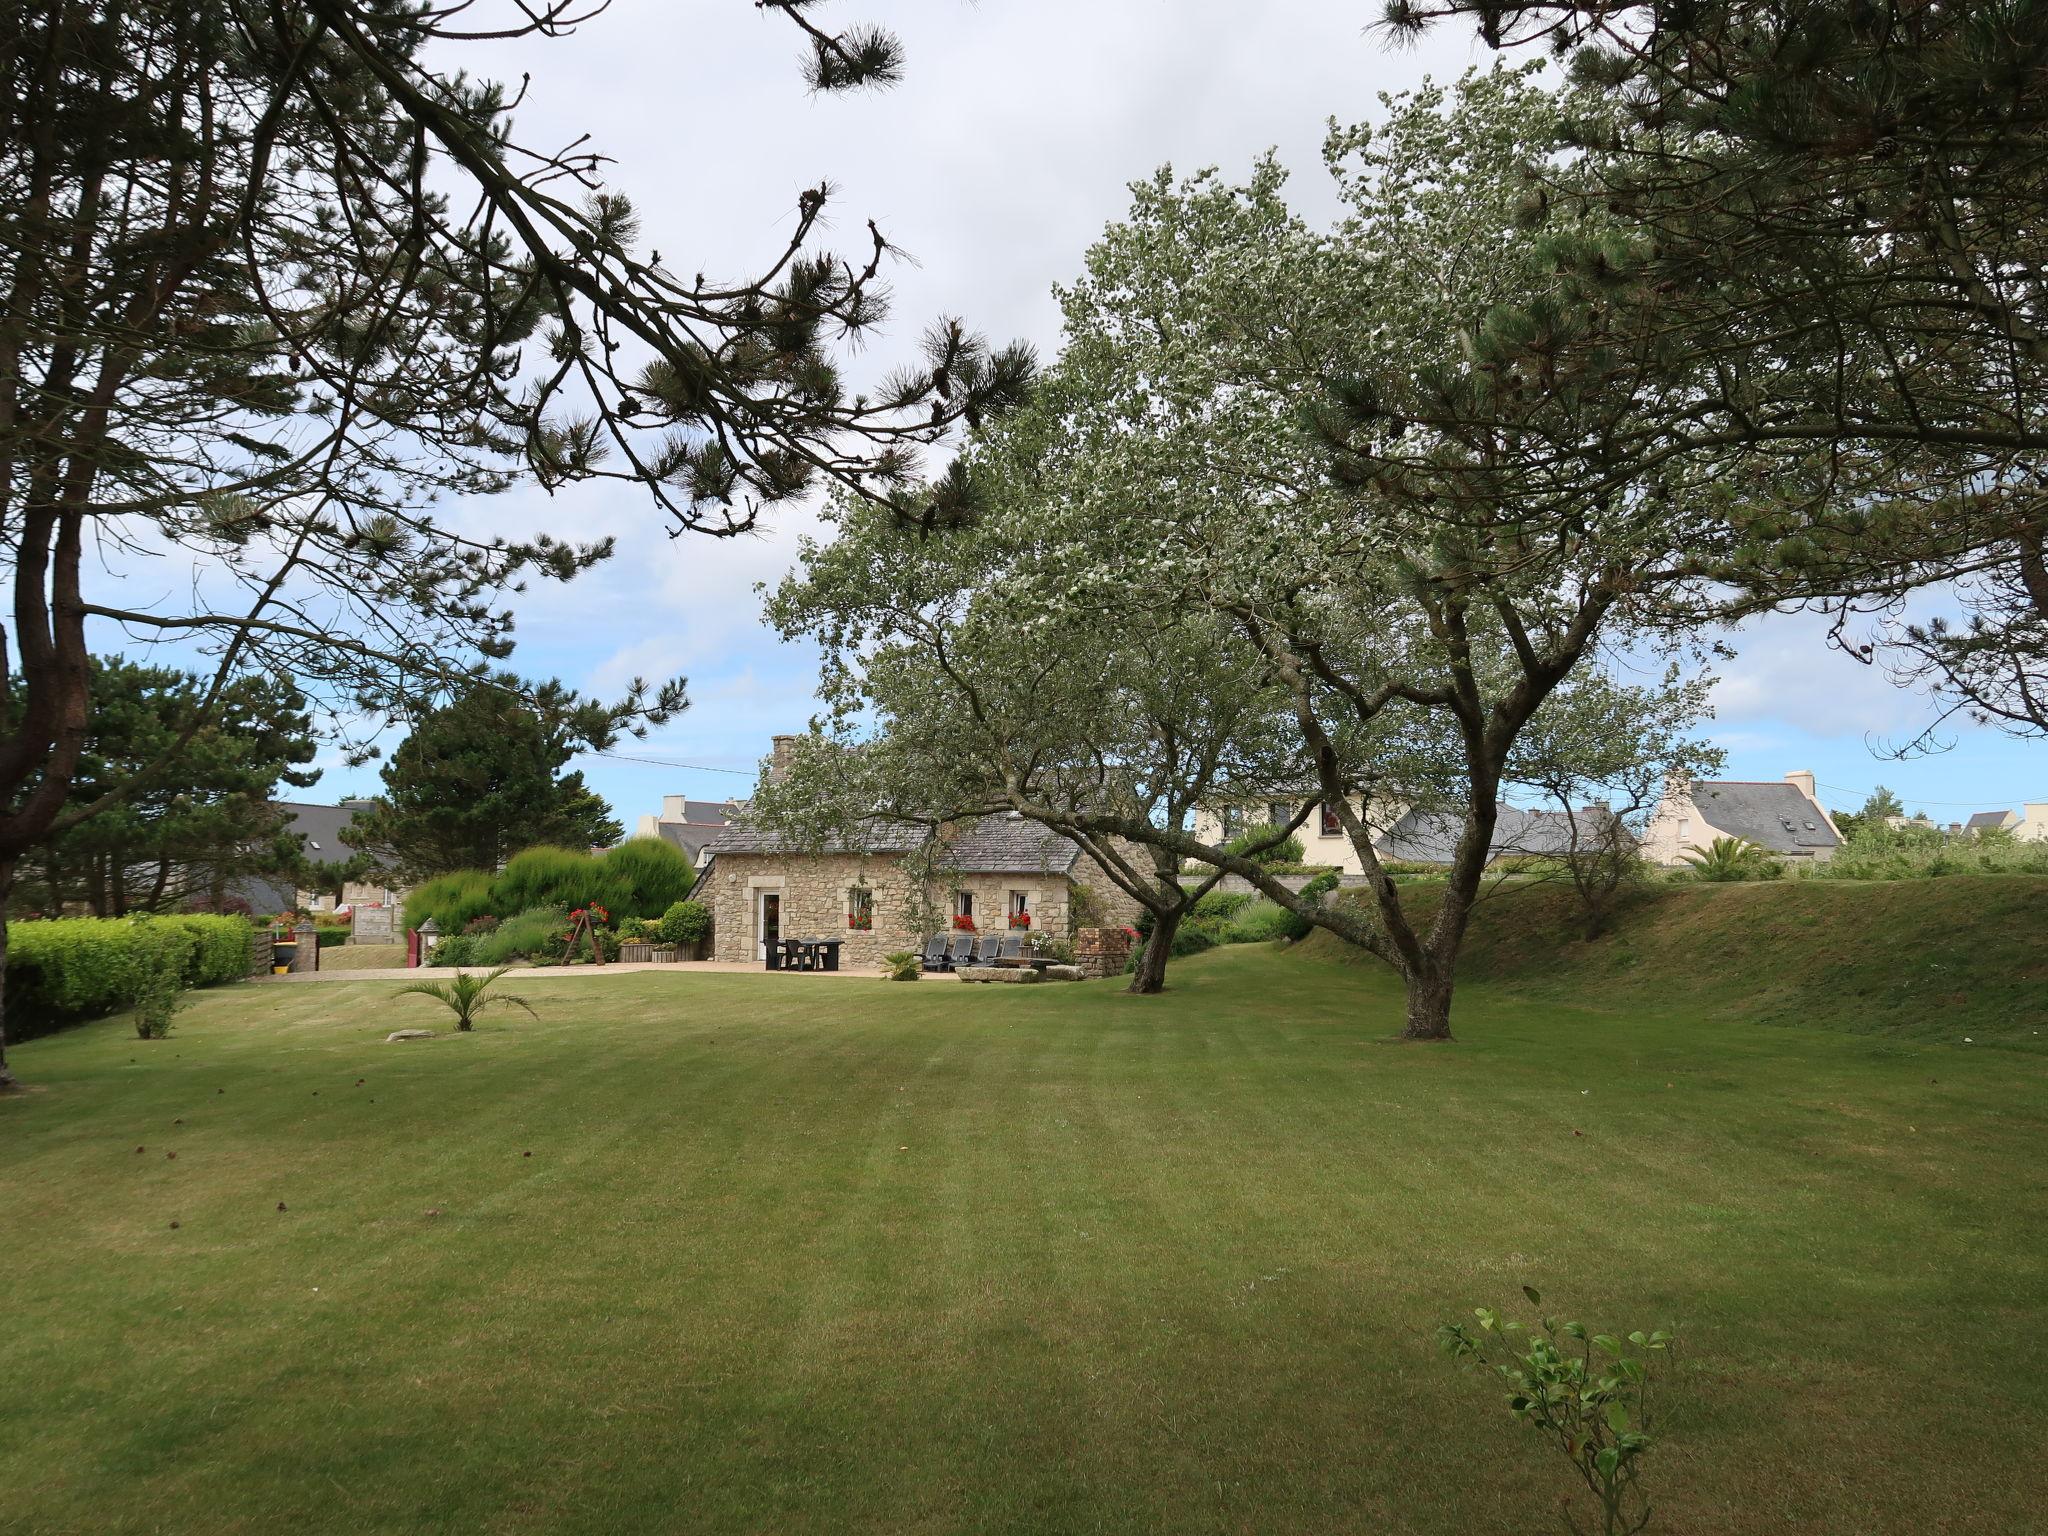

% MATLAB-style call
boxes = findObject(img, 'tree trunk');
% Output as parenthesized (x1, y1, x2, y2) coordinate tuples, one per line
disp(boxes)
(1402, 966, 1455, 1041)
(1127, 907, 1182, 995)
(0, 860, 19, 1091)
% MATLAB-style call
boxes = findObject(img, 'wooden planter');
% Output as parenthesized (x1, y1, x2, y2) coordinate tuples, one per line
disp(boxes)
(618, 943, 681, 964)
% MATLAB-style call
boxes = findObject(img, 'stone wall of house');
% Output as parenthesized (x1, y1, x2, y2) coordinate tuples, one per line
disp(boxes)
(705, 852, 928, 969)
(705, 849, 1141, 966)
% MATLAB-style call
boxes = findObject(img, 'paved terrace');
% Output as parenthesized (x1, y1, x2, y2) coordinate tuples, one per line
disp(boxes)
(251, 961, 910, 983)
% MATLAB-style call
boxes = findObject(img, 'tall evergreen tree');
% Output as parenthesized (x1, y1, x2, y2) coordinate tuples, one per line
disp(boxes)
(8, 657, 319, 916)
(0, 1, 1029, 1086)
(346, 682, 623, 880)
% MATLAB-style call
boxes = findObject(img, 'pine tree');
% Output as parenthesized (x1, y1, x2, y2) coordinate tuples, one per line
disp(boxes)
(0, 1, 1030, 1087)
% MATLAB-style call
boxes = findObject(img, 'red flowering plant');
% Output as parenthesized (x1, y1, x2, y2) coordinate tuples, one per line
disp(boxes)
(950, 913, 976, 931)
(567, 904, 611, 927)
(847, 911, 873, 930)
(1007, 910, 1031, 929)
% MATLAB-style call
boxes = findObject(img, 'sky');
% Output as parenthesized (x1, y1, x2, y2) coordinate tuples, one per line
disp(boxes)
(311, 0, 2048, 827)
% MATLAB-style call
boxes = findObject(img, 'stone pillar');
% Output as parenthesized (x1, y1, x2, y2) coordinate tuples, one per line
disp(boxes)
(1073, 926, 1131, 980)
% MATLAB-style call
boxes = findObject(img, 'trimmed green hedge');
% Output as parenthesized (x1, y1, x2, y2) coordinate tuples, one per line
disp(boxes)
(6, 914, 252, 1042)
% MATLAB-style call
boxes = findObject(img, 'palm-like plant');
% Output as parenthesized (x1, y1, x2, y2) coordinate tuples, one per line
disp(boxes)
(394, 966, 538, 1032)
(1681, 837, 1767, 883)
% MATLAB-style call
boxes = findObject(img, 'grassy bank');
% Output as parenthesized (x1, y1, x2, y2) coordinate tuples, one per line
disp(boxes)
(4, 935, 2044, 1534)
(1300, 874, 2048, 1038)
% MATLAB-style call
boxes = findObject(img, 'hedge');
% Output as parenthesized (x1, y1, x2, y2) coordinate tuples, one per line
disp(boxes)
(6, 914, 253, 1042)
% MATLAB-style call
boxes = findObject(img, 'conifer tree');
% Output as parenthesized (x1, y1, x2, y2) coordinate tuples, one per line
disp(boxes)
(0, 0, 1029, 1086)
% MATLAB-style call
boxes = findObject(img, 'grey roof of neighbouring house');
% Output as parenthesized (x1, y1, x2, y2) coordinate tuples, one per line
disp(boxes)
(1965, 810, 2015, 831)
(646, 802, 736, 864)
(225, 800, 375, 911)
(1689, 781, 1840, 853)
(702, 811, 1083, 874)
(1373, 804, 1623, 866)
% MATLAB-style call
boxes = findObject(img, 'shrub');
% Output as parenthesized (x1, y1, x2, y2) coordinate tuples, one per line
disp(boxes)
(490, 846, 630, 920)
(1223, 823, 1305, 866)
(126, 918, 195, 1040)
(1222, 900, 1295, 944)
(7, 916, 242, 1039)
(1439, 1289, 1675, 1536)
(657, 899, 713, 948)
(603, 836, 699, 918)
(403, 870, 496, 936)
(166, 915, 255, 986)
(472, 906, 567, 967)
(879, 951, 922, 981)
(462, 914, 501, 935)
(428, 933, 479, 967)
(1810, 821, 2048, 880)
(1276, 871, 1343, 941)
(1192, 890, 1254, 921)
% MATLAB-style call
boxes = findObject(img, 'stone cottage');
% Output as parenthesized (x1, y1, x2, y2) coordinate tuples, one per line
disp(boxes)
(697, 808, 1146, 970)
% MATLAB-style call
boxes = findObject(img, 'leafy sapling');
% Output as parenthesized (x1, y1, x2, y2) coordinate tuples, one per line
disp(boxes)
(1438, 1288, 1676, 1536)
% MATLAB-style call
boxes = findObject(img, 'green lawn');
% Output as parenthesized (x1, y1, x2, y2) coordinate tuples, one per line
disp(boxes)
(4, 937, 2045, 1534)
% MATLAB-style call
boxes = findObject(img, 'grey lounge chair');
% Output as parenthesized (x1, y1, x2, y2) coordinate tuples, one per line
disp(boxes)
(947, 933, 979, 967)
(972, 935, 1004, 966)
(995, 934, 1024, 965)
(921, 934, 952, 972)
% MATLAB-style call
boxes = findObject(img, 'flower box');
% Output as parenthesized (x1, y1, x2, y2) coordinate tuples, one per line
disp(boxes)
(1007, 913, 1032, 929)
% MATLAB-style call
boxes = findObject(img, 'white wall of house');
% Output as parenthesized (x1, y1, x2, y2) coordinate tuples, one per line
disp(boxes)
(1190, 795, 1406, 875)
(1641, 771, 1841, 866)
(2019, 803, 2048, 843)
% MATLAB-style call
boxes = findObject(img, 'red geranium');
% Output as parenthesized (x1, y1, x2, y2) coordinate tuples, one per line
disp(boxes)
(951, 913, 976, 931)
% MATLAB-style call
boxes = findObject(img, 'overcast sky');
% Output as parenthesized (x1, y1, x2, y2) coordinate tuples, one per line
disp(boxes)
(321, 0, 2047, 825)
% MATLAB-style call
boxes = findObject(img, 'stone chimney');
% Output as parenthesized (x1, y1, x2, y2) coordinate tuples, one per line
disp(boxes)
(1785, 769, 1818, 806)
(768, 734, 799, 784)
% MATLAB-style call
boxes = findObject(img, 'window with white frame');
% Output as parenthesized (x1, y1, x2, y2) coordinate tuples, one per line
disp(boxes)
(953, 890, 975, 928)
(847, 886, 873, 931)
(1008, 890, 1030, 928)
(1266, 800, 1293, 828)
(1319, 801, 1343, 837)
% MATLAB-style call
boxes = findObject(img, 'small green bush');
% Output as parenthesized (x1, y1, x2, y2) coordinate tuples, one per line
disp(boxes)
(1223, 900, 1296, 944)
(657, 899, 713, 948)
(1276, 871, 1343, 941)
(428, 933, 479, 967)
(126, 918, 195, 1039)
(491, 846, 630, 920)
(473, 906, 566, 967)
(879, 951, 922, 981)
(403, 870, 496, 936)
(603, 836, 699, 918)
(1192, 890, 1254, 921)
(1223, 823, 1305, 867)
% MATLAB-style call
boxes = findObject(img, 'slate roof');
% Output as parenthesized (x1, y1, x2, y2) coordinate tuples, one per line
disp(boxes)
(942, 813, 1084, 875)
(703, 810, 1083, 874)
(1965, 810, 2015, 831)
(1688, 780, 1840, 853)
(226, 800, 376, 912)
(1373, 804, 1623, 865)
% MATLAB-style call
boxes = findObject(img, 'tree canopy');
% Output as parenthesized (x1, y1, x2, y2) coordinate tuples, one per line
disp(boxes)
(346, 681, 623, 881)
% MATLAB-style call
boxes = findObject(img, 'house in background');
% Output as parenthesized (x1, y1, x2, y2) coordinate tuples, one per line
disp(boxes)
(230, 799, 404, 917)
(633, 794, 738, 870)
(1192, 794, 1623, 872)
(1963, 809, 2021, 837)
(693, 737, 1145, 968)
(1642, 771, 1844, 866)
(2022, 804, 2048, 842)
